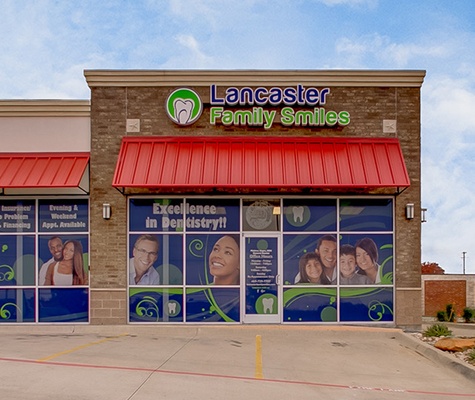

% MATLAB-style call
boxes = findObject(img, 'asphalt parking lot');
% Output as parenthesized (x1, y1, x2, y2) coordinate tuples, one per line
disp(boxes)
(0, 324, 474, 400)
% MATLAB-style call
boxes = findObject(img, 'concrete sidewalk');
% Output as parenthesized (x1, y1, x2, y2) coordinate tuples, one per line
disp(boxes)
(0, 324, 474, 400)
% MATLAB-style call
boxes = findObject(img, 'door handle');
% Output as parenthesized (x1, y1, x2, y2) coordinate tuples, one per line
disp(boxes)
(275, 274, 280, 284)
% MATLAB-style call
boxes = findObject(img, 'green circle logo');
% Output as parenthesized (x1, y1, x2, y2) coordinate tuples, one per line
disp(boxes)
(166, 88, 203, 126)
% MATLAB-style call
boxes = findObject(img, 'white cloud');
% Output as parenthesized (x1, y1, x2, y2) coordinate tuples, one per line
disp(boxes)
(421, 73, 475, 273)
(335, 33, 447, 68)
(164, 34, 214, 68)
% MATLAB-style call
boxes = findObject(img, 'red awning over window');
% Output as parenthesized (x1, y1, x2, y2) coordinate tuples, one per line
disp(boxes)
(0, 153, 89, 188)
(112, 136, 410, 192)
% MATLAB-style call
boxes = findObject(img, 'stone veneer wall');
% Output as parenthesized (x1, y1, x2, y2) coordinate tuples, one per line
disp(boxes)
(87, 73, 422, 327)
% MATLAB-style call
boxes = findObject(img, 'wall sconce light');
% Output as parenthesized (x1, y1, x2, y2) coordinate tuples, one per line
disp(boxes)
(103, 203, 111, 220)
(421, 208, 427, 223)
(405, 203, 415, 220)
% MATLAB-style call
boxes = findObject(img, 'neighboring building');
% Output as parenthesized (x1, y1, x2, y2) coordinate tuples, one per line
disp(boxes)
(0, 100, 90, 322)
(0, 70, 425, 329)
(422, 274, 475, 317)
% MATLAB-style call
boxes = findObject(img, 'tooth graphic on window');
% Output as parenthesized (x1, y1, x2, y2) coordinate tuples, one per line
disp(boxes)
(262, 297, 274, 314)
(174, 99, 194, 124)
(168, 301, 177, 315)
(292, 206, 304, 223)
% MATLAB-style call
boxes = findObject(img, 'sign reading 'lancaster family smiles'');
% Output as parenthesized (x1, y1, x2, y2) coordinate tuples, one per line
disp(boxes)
(165, 85, 350, 129)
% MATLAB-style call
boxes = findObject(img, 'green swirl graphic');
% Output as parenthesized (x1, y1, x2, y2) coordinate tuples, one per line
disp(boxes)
(188, 239, 204, 258)
(379, 244, 393, 284)
(0, 265, 15, 282)
(0, 302, 21, 320)
(368, 300, 393, 321)
(283, 287, 337, 306)
(135, 296, 160, 321)
(340, 287, 388, 297)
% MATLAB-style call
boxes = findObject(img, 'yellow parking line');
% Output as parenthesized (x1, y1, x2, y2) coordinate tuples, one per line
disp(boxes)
(37, 333, 129, 362)
(255, 334, 263, 379)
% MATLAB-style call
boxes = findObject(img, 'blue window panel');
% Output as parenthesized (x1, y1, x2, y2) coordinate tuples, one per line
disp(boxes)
(0, 289, 35, 323)
(186, 288, 240, 322)
(242, 199, 280, 232)
(38, 234, 89, 286)
(185, 199, 240, 232)
(340, 199, 393, 232)
(186, 234, 241, 286)
(339, 234, 393, 285)
(283, 234, 337, 285)
(39, 199, 89, 233)
(245, 285, 278, 315)
(129, 234, 184, 285)
(39, 288, 89, 323)
(340, 287, 394, 322)
(283, 288, 337, 322)
(129, 288, 183, 322)
(129, 198, 184, 232)
(0, 200, 35, 233)
(283, 199, 337, 232)
(0, 235, 35, 286)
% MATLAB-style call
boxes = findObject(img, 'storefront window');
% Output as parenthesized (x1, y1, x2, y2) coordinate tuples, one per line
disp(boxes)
(128, 197, 394, 324)
(339, 234, 393, 285)
(242, 199, 280, 231)
(283, 199, 337, 232)
(128, 198, 241, 323)
(129, 288, 184, 322)
(340, 199, 393, 232)
(0, 198, 89, 323)
(339, 287, 393, 322)
(283, 287, 337, 322)
(186, 287, 240, 322)
(129, 234, 183, 285)
(0, 235, 36, 286)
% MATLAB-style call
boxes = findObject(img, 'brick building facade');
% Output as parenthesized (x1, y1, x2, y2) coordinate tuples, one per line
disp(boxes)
(0, 70, 425, 329)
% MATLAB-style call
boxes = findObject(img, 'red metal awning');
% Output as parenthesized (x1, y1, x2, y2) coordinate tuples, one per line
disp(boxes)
(112, 136, 410, 192)
(0, 153, 90, 188)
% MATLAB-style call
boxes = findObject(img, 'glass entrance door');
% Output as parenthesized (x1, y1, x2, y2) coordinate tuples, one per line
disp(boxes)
(243, 235, 280, 323)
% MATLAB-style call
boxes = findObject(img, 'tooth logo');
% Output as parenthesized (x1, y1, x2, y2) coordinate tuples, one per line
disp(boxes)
(292, 206, 304, 223)
(166, 88, 203, 126)
(168, 301, 177, 315)
(285, 205, 310, 227)
(262, 298, 274, 314)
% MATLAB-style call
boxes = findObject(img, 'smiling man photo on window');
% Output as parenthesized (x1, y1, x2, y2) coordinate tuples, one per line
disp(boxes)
(129, 235, 160, 285)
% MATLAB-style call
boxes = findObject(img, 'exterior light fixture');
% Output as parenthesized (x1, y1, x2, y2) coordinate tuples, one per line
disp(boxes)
(405, 203, 415, 220)
(103, 203, 111, 220)
(421, 208, 427, 223)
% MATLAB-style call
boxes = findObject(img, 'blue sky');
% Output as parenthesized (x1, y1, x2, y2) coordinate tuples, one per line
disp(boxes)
(1, 0, 475, 273)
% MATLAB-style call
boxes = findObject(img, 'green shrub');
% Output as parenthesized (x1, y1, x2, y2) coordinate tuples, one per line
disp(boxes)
(467, 349, 475, 365)
(436, 310, 446, 322)
(462, 307, 475, 323)
(423, 323, 453, 337)
(436, 304, 457, 322)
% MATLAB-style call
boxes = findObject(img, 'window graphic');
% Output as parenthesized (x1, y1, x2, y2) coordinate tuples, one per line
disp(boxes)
(128, 197, 394, 324)
(0, 199, 89, 324)
(128, 198, 241, 323)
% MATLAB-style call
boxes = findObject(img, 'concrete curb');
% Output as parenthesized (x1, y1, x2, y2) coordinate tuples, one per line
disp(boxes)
(398, 331, 475, 382)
